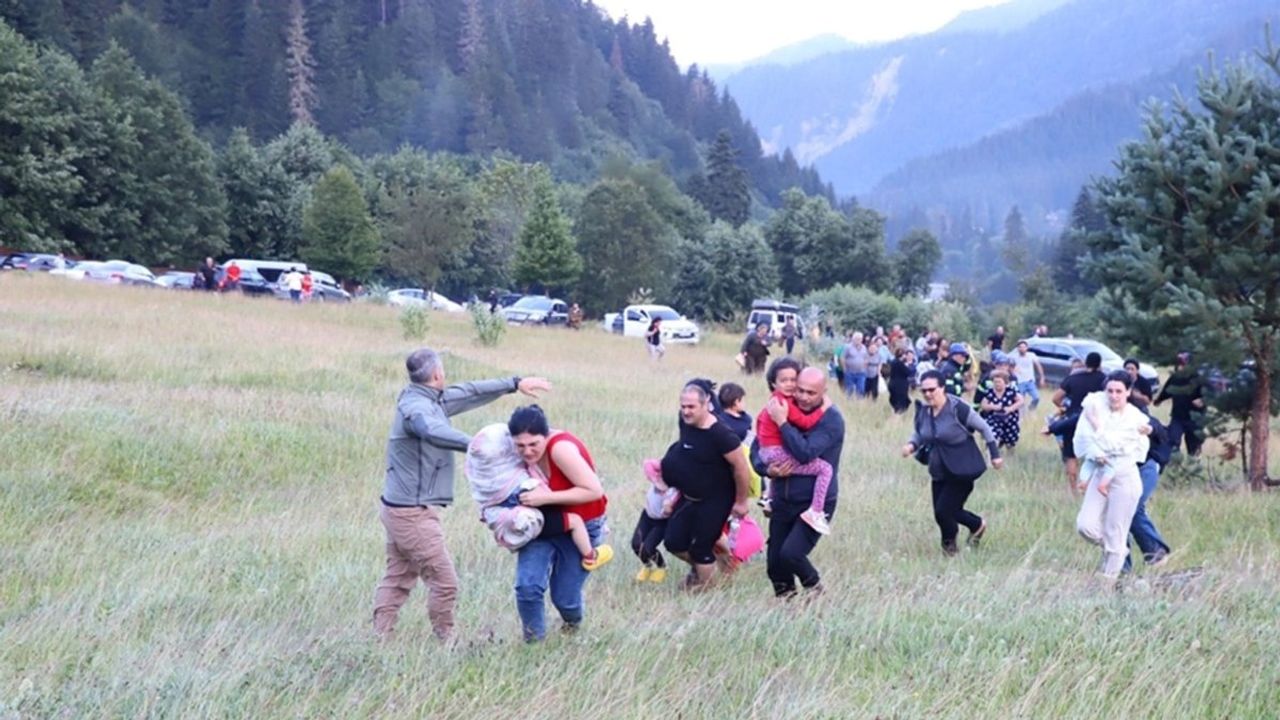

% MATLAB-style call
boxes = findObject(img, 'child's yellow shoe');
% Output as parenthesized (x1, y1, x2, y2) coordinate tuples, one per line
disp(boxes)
(634, 566, 652, 582)
(648, 567, 667, 583)
(582, 544, 614, 571)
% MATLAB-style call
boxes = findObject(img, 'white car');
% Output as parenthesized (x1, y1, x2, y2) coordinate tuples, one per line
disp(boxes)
(387, 288, 465, 312)
(612, 304, 700, 344)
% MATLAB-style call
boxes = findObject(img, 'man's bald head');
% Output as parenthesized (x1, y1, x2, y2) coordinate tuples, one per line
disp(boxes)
(794, 367, 827, 411)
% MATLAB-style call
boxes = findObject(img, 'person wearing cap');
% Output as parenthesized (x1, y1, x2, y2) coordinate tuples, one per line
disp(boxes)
(1155, 351, 1205, 456)
(372, 347, 551, 641)
(937, 342, 972, 399)
(1051, 351, 1107, 493)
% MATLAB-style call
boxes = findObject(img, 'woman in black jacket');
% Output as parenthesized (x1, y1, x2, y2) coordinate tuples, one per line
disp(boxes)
(901, 370, 1004, 555)
(887, 347, 917, 414)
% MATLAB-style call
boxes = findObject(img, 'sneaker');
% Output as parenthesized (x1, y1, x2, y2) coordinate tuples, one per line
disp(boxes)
(1147, 548, 1172, 568)
(942, 540, 959, 557)
(757, 497, 773, 517)
(800, 508, 831, 535)
(634, 566, 652, 582)
(648, 567, 667, 583)
(582, 543, 614, 571)
(968, 521, 987, 548)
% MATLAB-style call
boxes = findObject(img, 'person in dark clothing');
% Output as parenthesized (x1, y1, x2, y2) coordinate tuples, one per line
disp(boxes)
(937, 343, 971, 398)
(1124, 358, 1154, 407)
(715, 383, 752, 441)
(1155, 351, 1205, 457)
(1052, 351, 1107, 493)
(1125, 408, 1173, 571)
(197, 257, 217, 291)
(987, 326, 1006, 353)
(741, 324, 771, 375)
(753, 367, 845, 598)
(903, 370, 1004, 555)
(887, 348, 917, 414)
(661, 382, 752, 589)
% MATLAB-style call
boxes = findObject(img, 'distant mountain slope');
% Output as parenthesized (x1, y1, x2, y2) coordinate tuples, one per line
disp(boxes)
(723, 0, 1277, 197)
(706, 34, 856, 82)
(936, 0, 1073, 36)
(868, 20, 1269, 234)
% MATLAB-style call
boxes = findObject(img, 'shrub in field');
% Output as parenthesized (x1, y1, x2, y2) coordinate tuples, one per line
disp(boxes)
(399, 305, 429, 340)
(361, 282, 390, 306)
(471, 303, 505, 346)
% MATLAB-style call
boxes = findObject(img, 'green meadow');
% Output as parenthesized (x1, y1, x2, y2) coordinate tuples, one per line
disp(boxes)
(2, 275, 1278, 719)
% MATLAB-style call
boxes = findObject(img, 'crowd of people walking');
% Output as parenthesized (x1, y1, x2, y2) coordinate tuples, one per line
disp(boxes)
(374, 320, 1191, 642)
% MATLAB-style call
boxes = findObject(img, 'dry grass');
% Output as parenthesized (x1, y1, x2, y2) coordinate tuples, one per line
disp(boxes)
(1, 274, 1278, 719)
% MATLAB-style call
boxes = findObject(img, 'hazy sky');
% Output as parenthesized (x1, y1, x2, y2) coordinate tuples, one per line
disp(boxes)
(592, 0, 1014, 66)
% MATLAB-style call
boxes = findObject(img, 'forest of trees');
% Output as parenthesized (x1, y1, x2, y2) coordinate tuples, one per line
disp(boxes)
(0, 4, 938, 320)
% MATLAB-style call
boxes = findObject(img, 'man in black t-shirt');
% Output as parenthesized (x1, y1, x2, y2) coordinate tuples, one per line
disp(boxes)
(661, 382, 751, 589)
(987, 326, 1006, 353)
(1051, 351, 1106, 493)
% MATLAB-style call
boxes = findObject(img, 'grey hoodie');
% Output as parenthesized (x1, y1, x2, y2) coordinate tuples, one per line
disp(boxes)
(382, 377, 519, 507)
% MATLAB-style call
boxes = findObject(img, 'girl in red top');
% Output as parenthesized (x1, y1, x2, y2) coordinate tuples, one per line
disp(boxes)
(301, 272, 313, 301)
(757, 363, 834, 535)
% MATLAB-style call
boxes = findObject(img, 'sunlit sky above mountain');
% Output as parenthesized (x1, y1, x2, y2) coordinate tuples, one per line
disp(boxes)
(593, 0, 1014, 66)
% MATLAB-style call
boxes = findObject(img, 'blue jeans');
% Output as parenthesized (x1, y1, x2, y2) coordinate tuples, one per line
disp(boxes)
(514, 517, 603, 642)
(843, 371, 866, 397)
(1123, 460, 1170, 572)
(1017, 380, 1040, 409)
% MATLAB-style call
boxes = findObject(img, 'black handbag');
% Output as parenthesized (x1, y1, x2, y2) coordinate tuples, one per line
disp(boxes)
(913, 443, 932, 465)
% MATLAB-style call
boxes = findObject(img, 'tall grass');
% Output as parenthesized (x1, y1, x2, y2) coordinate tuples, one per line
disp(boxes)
(1, 274, 1278, 719)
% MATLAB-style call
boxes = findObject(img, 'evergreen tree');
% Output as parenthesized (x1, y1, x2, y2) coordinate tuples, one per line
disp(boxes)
(219, 128, 296, 258)
(513, 176, 580, 295)
(1087, 39, 1280, 489)
(1053, 186, 1104, 295)
(285, 0, 317, 126)
(672, 220, 778, 320)
(381, 155, 478, 291)
(574, 178, 677, 313)
(1001, 205, 1030, 273)
(697, 130, 750, 227)
(893, 228, 942, 297)
(300, 165, 381, 281)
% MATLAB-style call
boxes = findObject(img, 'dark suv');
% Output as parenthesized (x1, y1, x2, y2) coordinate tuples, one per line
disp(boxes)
(1022, 337, 1158, 387)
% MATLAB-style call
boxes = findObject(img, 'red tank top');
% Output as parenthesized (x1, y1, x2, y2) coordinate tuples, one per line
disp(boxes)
(545, 432, 607, 521)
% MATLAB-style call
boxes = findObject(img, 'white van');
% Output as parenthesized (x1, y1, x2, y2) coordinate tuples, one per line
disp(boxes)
(746, 299, 804, 339)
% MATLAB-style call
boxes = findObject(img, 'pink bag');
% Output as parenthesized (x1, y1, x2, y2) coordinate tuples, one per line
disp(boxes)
(725, 516, 765, 563)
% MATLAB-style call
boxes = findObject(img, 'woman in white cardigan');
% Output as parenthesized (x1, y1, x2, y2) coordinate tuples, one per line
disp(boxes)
(1074, 371, 1152, 579)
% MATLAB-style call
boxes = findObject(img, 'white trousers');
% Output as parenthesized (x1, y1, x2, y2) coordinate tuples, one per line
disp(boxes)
(1075, 459, 1142, 577)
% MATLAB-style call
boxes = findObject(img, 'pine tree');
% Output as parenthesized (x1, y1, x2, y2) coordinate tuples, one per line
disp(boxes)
(698, 130, 751, 227)
(285, 0, 317, 126)
(300, 165, 381, 281)
(513, 176, 580, 295)
(1053, 186, 1104, 295)
(1087, 35, 1280, 489)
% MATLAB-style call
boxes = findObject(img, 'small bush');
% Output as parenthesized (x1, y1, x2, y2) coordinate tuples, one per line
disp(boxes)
(471, 303, 506, 346)
(399, 305, 429, 340)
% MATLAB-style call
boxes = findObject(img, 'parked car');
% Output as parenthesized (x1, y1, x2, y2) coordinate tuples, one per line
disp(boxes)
(156, 271, 197, 289)
(501, 295, 569, 325)
(79, 260, 160, 287)
(611, 304, 700, 344)
(387, 288, 465, 311)
(1021, 336, 1159, 387)
(215, 259, 307, 296)
(308, 271, 352, 302)
(1, 253, 34, 271)
(746, 299, 804, 339)
(24, 254, 74, 274)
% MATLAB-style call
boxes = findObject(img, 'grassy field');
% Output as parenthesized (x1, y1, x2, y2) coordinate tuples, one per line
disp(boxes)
(2, 275, 1279, 719)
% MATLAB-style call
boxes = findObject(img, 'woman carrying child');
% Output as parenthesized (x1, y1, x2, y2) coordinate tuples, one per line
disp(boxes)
(1073, 371, 1151, 581)
(508, 406, 611, 642)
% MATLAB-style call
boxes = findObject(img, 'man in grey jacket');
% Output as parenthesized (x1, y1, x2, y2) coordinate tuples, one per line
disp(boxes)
(373, 347, 550, 640)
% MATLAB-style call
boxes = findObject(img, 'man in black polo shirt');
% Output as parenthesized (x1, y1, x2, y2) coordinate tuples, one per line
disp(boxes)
(1051, 351, 1106, 493)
